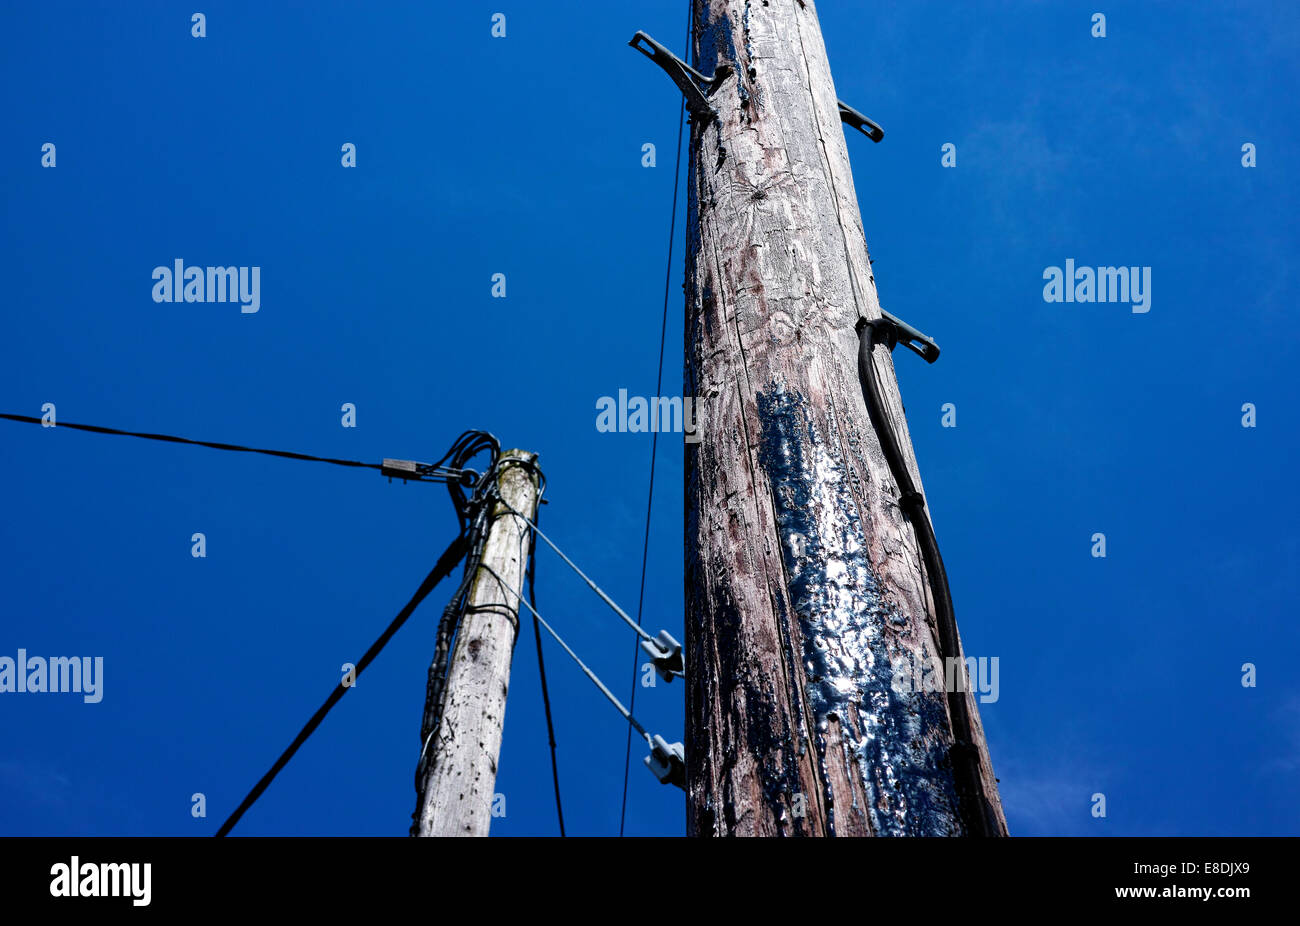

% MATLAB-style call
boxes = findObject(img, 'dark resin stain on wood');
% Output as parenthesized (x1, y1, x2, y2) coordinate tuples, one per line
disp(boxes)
(684, 0, 1007, 836)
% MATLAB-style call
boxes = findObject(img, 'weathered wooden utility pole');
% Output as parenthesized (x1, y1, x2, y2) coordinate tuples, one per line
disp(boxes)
(679, 0, 1007, 835)
(414, 450, 539, 836)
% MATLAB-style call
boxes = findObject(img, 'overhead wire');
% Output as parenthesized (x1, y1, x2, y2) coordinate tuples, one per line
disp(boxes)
(412, 503, 492, 817)
(213, 430, 500, 836)
(216, 531, 470, 837)
(496, 495, 659, 646)
(410, 449, 568, 838)
(476, 563, 654, 746)
(621, 3, 695, 836)
(0, 412, 397, 474)
(410, 438, 505, 833)
(527, 500, 566, 836)
(3, 406, 573, 835)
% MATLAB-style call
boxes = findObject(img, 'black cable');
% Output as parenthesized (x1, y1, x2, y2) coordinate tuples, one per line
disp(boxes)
(433, 430, 502, 534)
(410, 438, 504, 833)
(216, 532, 469, 836)
(413, 506, 490, 816)
(410, 449, 555, 836)
(0, 412, 385, 472)
(528, 508, 566, 836)
(3, 407, 499, 834)
(855, 319, 999, 837)
(619, 4, 692, 838)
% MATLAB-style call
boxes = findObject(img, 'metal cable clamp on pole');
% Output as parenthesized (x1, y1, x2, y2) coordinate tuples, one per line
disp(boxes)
(865, 309, 941, 364)
(629, 30, 885, 142)
(628, 30, 722, 121)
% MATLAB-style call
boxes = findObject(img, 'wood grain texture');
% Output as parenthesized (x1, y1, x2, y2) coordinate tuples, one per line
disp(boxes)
(415, 450, 538, 837)
(684, 0, 1006, 836)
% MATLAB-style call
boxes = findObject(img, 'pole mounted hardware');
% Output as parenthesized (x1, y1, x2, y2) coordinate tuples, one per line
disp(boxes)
(838, 101, 885, 143)
(861, 310, 941, 364)
(640, 630, 684, 682)
(381, 458, 478, 485)
(628, 31, 724, 121)
(630, 30, 885, 144)
(646, 734, 687, 789)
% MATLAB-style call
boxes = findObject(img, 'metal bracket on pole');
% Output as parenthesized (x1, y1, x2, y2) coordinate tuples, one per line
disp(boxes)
(381, 458, 479, 485)
(838, 101, 885, 142)
(628, 31, 724, 121)
(645, 734, 686, 790)
(640, 629, 683, 682)
(630, 30, 884, 147)
(862, 311, 941, 364)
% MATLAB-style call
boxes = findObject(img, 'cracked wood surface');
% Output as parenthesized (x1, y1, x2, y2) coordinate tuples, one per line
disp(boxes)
(684, 0, 1006, 836)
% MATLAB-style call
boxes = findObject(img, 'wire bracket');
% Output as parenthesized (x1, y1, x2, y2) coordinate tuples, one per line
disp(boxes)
(628, 31, 724, 121)
(645, 734, 686, 790)
(640, 629, 684, 683)
(629, 30, 884, 148)
(860, 310, 941, 364)
(838, 101, 885, 142)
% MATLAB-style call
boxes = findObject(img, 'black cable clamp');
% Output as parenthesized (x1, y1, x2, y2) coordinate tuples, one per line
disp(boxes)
(380, 458, 478, 485)
(640, 629, 684, 682)
(859, 310, 941, 364)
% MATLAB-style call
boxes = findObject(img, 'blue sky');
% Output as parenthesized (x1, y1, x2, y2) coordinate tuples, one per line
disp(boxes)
(1, 0, 1296, 837)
